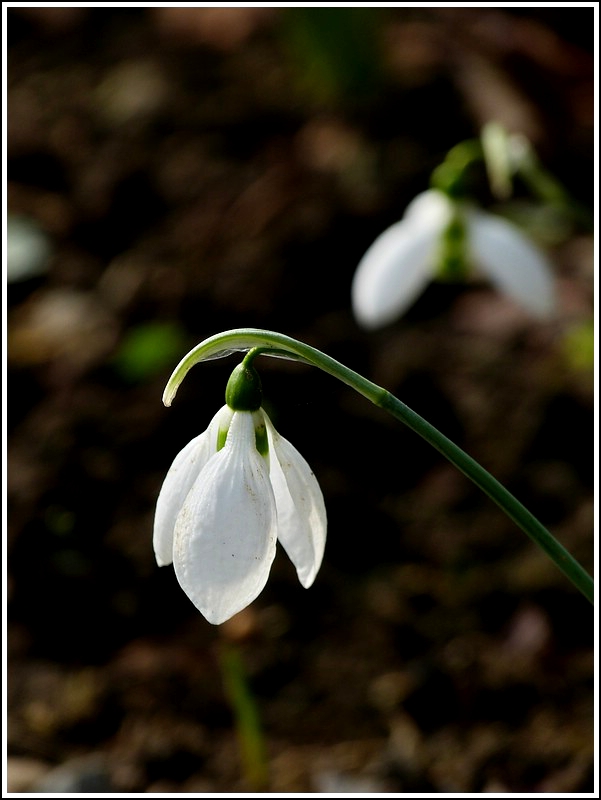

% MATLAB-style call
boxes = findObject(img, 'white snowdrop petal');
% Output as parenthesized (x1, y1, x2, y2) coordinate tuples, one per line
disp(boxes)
(468, 210, 556, 318)
(352, 190, 454, 329)
(351, 220, 440, 329)
(153, 433, 210, 567)
(263, 412, 327, 588)
(403, 189, 455, 226)
(153, 405, 232, 567)
(173, 412, 277, 625)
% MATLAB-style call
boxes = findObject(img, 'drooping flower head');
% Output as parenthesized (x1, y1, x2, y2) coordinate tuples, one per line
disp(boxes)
(351, 189, 556, 330)
(154, 357, 327, 624)
(152, 327, 594, 609)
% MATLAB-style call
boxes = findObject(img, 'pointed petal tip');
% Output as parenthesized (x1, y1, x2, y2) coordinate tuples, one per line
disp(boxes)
(527, 292, 557, 320)
(297, 567, 318, 589)
(200, 606, 235, 626)
(183, 586, 269, 626)
(352, 303, 399, 330)
(263, 413, 327, 591)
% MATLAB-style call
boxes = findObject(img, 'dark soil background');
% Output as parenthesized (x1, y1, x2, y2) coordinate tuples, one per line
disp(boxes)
(6, 6, 595, 794)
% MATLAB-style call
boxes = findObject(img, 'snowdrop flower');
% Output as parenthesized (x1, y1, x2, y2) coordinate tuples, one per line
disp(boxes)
(154, 361, 327, 624)
(352, 189, 556, 329)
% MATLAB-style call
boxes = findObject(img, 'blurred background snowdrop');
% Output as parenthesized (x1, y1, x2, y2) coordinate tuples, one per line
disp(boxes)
(351, 187, 556, 329)
(350, 124, 571, 330)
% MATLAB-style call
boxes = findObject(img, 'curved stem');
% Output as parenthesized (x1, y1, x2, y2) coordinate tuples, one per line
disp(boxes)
(163, 328, 594, 603)
(377, 392, 594, 603)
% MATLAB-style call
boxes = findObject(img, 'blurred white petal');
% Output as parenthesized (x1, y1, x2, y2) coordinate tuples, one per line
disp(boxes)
(403, 188, 454, 225)
(7, 214, 52, 283)
(352, 190, 452, 329)
(352, 223, 439, 328)
(153, 405, 232, 567)
(263, 412, 327, 588)
(468, 210, 556, 318)
(173, 411, 277, 624)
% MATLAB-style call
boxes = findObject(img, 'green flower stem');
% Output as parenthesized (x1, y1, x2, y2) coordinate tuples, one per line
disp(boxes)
(164, 328, 594, 604)
(219, 642, 269, 791)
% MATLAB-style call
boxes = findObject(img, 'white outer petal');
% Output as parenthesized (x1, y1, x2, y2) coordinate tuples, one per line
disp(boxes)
(263, 412, 327, 588)
(153, 405, 232, 567)
(403, 189, 455, 225)
(467, 210, 556, 318)
(173, 411, 277, 625)
(351, 191, 452, 329)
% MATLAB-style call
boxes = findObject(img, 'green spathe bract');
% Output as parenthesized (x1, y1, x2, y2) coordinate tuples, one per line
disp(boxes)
(163, 328, 593, 605)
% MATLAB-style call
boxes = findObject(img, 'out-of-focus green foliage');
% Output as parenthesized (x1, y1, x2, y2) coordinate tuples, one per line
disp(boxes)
(112, 321, 187, 382)
(278, 7, 386, 106)
(562, 319, 594, 373)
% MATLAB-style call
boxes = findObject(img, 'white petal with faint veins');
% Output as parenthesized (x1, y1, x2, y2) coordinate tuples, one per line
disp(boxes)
(172, 411, 277, 624)
(263, 412, 327, 588)
(153, 405, 232, 566)
(468, 210, 556, 318)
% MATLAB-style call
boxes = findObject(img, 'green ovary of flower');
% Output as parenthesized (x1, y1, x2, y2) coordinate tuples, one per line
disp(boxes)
(225, 361, 263, 412)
